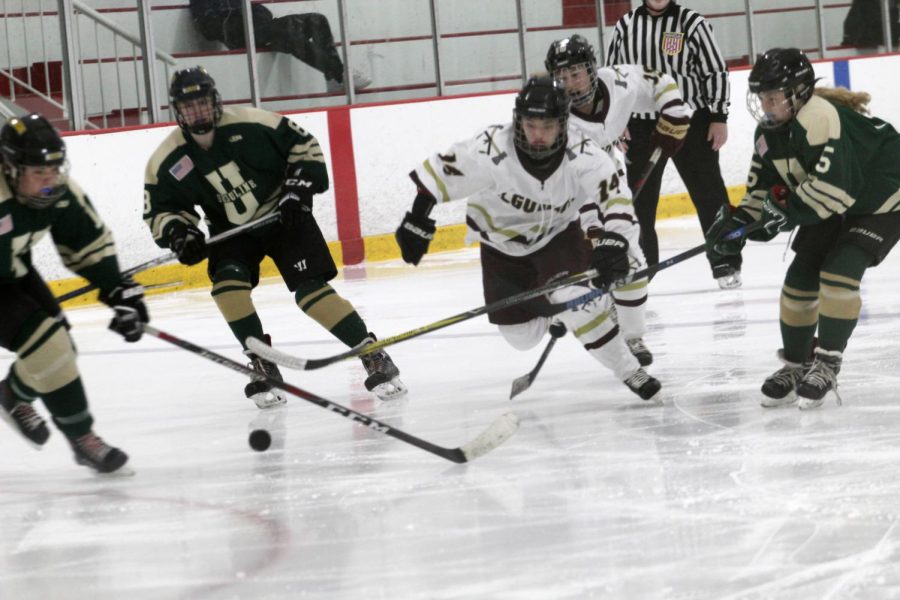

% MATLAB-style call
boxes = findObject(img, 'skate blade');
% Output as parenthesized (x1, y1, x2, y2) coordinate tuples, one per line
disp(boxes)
(373, 377, 408, 401)
(761, 392, 798, 408)
(252, 390, 288, 409)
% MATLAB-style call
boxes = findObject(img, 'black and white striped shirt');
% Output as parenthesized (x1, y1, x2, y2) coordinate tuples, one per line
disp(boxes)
(606, 1, 730, 121)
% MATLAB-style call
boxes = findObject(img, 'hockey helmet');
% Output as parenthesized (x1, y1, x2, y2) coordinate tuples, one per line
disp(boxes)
(545, 34, 598, 106)
(0, 114, 69, 208)
(169, 66, 222, 134)
(747, 48, 816, 129)
(513, 76, 571, 160)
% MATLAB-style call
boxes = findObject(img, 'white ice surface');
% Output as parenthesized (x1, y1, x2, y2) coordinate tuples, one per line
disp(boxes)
(3, 218, 900, 600)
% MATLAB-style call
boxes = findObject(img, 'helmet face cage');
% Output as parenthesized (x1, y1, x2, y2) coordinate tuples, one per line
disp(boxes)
(170, 67, 223, 135)
(545, 35, 598, 106)
(747, 48, 815, 129)
(0, 114, 69, 209)
(513, 76, 571, 160)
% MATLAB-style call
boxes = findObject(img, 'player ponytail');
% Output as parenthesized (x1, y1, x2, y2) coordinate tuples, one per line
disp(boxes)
(813, 87, 871, 115)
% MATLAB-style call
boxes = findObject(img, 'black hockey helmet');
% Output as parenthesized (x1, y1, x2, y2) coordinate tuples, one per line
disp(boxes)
(513, 75, 570, 160)
(0, 113, 69, 208)
(747, 48, 816, 129)
(545, 34, 598, 106)
(169, 66, 222, 134)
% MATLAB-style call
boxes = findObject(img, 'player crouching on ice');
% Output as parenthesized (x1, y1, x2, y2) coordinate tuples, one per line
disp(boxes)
(706, 48, 900, 410)
(395, 76, 661, 401)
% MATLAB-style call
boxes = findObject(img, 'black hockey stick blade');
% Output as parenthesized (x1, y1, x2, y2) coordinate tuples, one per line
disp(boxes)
(143, 325, 519, 463)
(509, 335, 558, 399)
(57, 213, 280, 303)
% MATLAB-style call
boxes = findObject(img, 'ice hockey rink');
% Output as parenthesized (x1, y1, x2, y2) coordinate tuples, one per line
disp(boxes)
(2, 217, 900, 600)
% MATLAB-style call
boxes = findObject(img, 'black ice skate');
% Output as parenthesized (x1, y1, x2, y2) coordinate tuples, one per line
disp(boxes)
(244, 334, 288, 409)
(623, 368, 661, 401)
(796, 348, 843, 410)
(760, 349, 810, 408)
(0, 379, 50, 448)
(360, 333, 408, 400)
(67, 431, 130, 474)
(625, 338, 653, 366)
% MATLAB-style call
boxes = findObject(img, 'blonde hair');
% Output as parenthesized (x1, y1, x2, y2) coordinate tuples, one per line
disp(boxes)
(813, 86, 871, 115)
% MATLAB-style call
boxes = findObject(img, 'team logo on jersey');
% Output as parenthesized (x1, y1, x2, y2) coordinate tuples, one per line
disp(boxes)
(661, 32, 684, 56)
(169, 155, 195, 181)
(229, 134, 243, 143)
(0, 214, 12, 236)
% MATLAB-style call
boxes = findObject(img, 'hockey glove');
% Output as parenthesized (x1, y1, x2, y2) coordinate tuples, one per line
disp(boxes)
(99, 279, 149, 343)
(168, 221, 207, 266)
(279, 165, 316, 229)
(396, 211, 436, 266)
(705, 205, 753, 264)
(650, 113, 690, 158)
(590, 231, 630, 289)
(760, 184, 792, 235)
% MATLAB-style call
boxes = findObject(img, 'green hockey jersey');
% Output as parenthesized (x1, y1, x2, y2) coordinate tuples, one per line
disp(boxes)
(739, 94, 900, 226)
(0, 173, 121, 288)
(144, 106, 328, 248)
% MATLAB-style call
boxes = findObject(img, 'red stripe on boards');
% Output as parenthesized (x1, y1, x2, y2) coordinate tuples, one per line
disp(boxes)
(326, 108, 365, 265)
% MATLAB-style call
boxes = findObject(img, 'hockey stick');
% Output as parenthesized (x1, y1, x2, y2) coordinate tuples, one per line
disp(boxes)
(539, 219, 768, 317)
(507, 148, 663, 399)
(631, 146, 663, 198)
(249, 214, 766, 373)
(509, 334, 560, 400)
(57, 213, 281, 303)
(143, 324, 519, 463)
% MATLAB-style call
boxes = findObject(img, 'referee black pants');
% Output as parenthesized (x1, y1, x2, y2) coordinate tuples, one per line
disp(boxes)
(624, 108, 741, 277)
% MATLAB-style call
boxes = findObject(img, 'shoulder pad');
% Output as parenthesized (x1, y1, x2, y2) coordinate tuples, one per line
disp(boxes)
(795, 95, 840, 146)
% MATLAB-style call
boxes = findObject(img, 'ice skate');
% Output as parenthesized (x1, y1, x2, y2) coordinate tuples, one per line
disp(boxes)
(623, 368, 661, 401)
(244, 334, 288, 409)
(797, 348, 842, 410)
(713, 264, 742, 290)
(625, 338, 653, 366)
(0, 379, 50, 448)
(67, 431, 131, 475)
(360, 333, 408, 400)
(760, 349, 810, 408)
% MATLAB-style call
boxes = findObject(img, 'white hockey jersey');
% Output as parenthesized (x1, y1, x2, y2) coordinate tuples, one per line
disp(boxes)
(569, 64, 693, 155)
(413, 122, 638, 257)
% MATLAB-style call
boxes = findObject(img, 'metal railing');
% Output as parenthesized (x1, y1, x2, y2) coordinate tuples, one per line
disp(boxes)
(1, 0, 897, 131)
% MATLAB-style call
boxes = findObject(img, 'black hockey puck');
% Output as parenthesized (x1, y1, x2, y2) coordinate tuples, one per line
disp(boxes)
(248, 429, 272, 452)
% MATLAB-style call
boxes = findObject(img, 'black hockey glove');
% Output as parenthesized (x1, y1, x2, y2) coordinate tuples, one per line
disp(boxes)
(760, 184, 792, 235)
(396, 211, 436, 265)
(705, 205, 753, 265)
(99, 279, 149, 343)
(279, 165, 316, 229)
(168, 221, 207, 266)
(590, 231, 630, 289)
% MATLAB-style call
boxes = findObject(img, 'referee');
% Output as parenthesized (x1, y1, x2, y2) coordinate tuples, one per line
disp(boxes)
(607, 0, 741, 289)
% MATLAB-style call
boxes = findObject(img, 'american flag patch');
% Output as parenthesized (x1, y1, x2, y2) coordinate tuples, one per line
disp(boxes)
(169, 155, 194, 181)
(0, 214, 12, 236)
(661, 32, 684, 56)
(755, 134, 768, 157)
